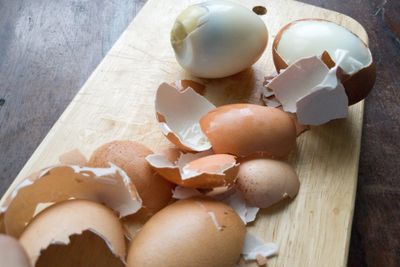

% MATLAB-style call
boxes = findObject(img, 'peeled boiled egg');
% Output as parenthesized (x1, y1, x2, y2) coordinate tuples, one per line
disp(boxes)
(236, 158, 300, 208)
(171, 0, 268, 78)
(127, 198, 245, 267)
(89, 140, 173, 215)
(273, 19, 375, 105)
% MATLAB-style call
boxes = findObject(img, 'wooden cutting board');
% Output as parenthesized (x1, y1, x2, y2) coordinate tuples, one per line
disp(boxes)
(1, 0, 367, 266)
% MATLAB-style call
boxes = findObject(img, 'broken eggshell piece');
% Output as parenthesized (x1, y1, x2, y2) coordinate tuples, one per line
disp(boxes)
(156, 83, 215, 152)
(200, 104, 297, 158)
(242, 232, 279, 261)
(273, 19, 375, 105)
(267, 55, 348, 125)
(127, 198, 246, 267)
(0, 164, 142, 237)
(146, 150, 239, 189)
(19, 200, 126, 267)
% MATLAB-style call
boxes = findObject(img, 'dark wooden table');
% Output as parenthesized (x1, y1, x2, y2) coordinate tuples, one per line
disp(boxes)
(0, 0, 399, 266)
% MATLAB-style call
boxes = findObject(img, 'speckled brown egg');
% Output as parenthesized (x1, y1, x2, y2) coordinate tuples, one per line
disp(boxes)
(88, 140, 172, 215)
(200, 104, 297, 158)
(237, 158, 300, 208)
(127, 198, 245, 267)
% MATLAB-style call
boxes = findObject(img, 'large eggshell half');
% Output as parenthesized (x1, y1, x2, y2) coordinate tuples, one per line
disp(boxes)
(88, 140, 172, 215)
(0, 164, 141, 237)
(200, 104, 297, 158)
(156, 83, 215, 152)
(19, 200, 126, 267)
(0, 234, 31, 267)
(127, 198, 245, 267)
(272, 19, 375, 105)
(237, 158, 300, 208)
(146, 150, 239, 189)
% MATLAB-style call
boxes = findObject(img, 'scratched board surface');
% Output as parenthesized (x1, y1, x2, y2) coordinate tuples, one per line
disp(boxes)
(0, 0, 367, 266)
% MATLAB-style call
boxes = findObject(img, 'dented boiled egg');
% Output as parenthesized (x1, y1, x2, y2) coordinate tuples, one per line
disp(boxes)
(237, 158, 300, 208)
(171, 0, 268, 78)
(273, 19, 375, 105)
(127, 198, 245, 267)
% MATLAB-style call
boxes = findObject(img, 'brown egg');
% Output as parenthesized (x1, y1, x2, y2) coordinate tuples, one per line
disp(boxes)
(200, 104, 297, 158)
(237, 158, 300, 208)
(272, 19, 375, 105)
(89, 140, 172, 215)
(19, 200, 126, 267)
(127, 198, 245, 267)
(0, 234, 31, 267)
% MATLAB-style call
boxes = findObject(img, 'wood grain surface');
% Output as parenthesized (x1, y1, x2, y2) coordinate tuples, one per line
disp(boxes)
(0, 0, 398, 266)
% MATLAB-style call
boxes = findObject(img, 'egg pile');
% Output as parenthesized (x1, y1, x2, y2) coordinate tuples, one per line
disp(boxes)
(0, 0, 376, 266)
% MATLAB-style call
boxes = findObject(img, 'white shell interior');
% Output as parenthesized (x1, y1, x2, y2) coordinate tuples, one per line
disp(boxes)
(156, 83, 214, 151)
(242, 232, 279, 260)
(277, 20, 372, 75)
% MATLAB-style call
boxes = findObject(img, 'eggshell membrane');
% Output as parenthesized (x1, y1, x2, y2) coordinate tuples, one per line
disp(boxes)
(0, 164, 141, 238)
(0, 234, 31, 267)
(237, 158, 300, 208)
(170, 79, 205, 95)
(88, 140, 172, 215)
(272, 19, 375, 105)
(156, 83, 215, 152)
(146, 151, 239, 189)
(19, 200, 125, 267)
(127, 198, 246, 267)
(200, 104, 297, 158)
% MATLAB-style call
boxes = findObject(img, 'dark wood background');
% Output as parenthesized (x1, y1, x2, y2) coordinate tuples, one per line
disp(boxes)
(0, 0, 398, 266)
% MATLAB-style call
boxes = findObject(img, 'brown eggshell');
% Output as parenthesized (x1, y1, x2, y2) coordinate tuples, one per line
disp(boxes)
(127, 198, 245, 267)
(237, 158, 300, 208)
(0, 234, 31, 267)
(89, 140, 172, 215)
(58, 149, 88, 166)
(1, 165, 141, 238)
(272, 18, 376, 105)
(200, 104, 297, 158)
(19, 200, 125, 267)
(146, 152, 239, 189)
(170, 79, 206, 95)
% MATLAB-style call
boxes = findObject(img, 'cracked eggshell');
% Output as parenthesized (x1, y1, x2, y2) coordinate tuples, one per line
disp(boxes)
(200, 104, 297, 158)
(170, 79, 206, 95)
(0, 234, 31, 267)
(88, 140, 172, 215)
(237, 158, 299, 208)
(171, 0, 268, 78)
(127, 198, 245, 267)
(0, 164, 141, 238)
(272, 19, 375, 105)
(156, 83, 215, 152)
(146, 151, 239, 189)
(19, 200, 125, 267)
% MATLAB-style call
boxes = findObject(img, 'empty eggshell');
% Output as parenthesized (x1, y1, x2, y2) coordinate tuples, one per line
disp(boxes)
(0, 164, 142, 237)
(273, 19, 375, 105)
(88, 140, 172, 215)
(171, 0, 268, 78)
(19, 200, 126, 267)
(156, 83, 215, 152)
(200, 104, 297, 158)
(237, 158, 300, 208)
(127, 198, 246, 267)
(146, 150, 239, 189)
(0, 234, 31, 267)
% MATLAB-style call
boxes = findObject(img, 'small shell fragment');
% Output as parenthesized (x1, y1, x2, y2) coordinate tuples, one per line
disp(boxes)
(1, 164, 142, 237)
(19, 200, 126, 267)
(242, 232, 278, 261)
(156, 83, 215, 152)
